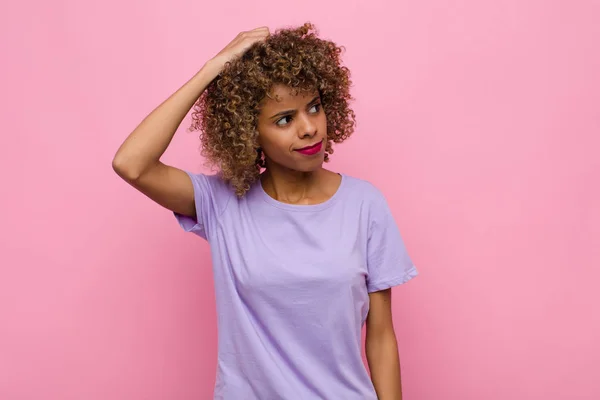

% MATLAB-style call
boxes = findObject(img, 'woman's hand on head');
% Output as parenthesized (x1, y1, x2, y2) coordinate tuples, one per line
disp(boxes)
(207, 27, 270, 72)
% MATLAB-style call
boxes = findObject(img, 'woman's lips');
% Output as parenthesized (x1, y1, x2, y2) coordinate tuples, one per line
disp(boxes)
(295, 141, 323, 156)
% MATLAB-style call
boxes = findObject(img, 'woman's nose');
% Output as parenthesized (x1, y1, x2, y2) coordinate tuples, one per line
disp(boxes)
(297, 114, 317, 138)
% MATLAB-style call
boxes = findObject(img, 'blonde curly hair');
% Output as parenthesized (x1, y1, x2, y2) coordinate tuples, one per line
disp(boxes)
(189, 22, 356, 197)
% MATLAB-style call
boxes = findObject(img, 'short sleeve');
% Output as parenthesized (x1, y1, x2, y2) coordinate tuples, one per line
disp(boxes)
(366, 190, 418, 293)
(173, 171, 233, 240)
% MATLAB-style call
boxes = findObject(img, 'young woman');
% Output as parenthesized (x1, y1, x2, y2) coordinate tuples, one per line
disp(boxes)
(113, 23, 418, 400)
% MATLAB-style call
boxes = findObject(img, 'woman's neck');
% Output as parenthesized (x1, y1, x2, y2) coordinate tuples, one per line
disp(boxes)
(260, 166, 332, 205)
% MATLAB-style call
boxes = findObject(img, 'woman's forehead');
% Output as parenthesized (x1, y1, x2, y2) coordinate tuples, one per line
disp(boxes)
(262, 84, 319, 107)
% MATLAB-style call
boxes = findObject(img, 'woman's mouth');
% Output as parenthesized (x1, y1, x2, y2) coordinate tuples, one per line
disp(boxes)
(295, 140, 323, 156)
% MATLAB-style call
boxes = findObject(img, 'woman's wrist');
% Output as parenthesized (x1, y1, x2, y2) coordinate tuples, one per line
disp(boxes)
(200, 57, 225, 80)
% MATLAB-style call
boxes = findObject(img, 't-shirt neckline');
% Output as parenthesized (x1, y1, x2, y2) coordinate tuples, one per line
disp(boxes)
(257, 173, 346, 212)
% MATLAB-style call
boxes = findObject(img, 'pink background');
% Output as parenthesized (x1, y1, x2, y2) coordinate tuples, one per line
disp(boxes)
(1, 0, 599, 399)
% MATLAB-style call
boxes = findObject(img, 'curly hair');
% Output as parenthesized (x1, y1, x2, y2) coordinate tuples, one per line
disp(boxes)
(189, 22, 355, 197)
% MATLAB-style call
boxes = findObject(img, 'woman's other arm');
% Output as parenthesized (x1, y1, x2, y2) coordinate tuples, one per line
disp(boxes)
(366, 288, 403, 400)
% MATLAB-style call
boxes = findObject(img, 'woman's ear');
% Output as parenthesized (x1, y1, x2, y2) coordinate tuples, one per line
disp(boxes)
(256, 146, 266, 168)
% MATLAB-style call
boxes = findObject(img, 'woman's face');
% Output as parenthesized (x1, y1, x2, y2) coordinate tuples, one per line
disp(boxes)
(256, 84, 327, 172)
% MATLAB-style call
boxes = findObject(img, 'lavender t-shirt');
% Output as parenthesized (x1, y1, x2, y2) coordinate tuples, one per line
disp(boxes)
(174, 172, 418, 400)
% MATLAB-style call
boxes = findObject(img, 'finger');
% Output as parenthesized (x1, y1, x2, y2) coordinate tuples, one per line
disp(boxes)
(239, 30, 267, 39)
(239, 27, 267, 37)
(241, 32, 269, 41)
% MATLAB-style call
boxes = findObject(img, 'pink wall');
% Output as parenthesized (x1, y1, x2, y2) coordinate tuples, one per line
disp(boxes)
(1, 0, 599, 399)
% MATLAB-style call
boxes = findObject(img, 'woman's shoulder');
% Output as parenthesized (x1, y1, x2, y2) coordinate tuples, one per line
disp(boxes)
(340, 173, 386, 201)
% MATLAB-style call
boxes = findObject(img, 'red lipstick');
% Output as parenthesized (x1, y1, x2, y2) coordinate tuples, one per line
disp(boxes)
(295, 141, 323, 156)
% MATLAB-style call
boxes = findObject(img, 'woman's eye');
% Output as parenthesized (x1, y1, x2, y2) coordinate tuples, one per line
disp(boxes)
(276, 116, 292, 126)
(309, 104, 321, 113)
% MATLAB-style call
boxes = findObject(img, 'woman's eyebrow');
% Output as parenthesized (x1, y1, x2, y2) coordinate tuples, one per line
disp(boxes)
(269, 96, 321, 120)
(269, 109, 296, 120)
(306, 95, 320, 105)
